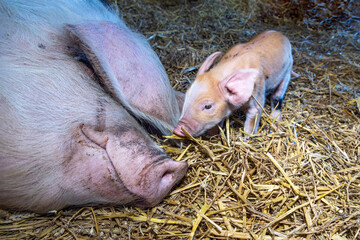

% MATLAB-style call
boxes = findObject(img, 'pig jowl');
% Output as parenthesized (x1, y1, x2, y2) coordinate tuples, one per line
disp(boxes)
(64, 124, 187, 209)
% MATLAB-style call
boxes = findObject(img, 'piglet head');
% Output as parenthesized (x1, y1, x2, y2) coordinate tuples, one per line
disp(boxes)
(174, 75, 230, 137)
(174, 51, 259, 138)
(65, 124, 187, 208)
(174, 52, 225, 137)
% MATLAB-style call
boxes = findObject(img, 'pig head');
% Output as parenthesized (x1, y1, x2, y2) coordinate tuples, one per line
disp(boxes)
(0, 0, 187, 213)
(174, 30, 293, 137)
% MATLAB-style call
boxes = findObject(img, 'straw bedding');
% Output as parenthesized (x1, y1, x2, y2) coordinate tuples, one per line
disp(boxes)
(0, 0, 359, 239)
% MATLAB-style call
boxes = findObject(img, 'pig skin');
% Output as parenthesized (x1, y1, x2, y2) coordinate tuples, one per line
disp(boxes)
(0, 0, 187, 213)
(174, 30, 293, 137)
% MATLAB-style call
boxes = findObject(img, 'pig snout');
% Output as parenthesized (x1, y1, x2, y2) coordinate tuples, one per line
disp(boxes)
(174, 117, 209, 138)
(173, 123, 187, 137)
(135, 159, 188, 207)
(79, 125, 188, 208)
(173, 119, 197, 138)
(174, 120, 221, 138)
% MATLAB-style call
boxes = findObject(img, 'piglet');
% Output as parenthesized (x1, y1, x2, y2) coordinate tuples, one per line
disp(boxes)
(174, 30, 293, 137)
(0, 0, 187, 213)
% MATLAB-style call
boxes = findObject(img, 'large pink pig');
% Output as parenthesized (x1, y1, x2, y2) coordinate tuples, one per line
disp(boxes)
(0, 0, 187, 213)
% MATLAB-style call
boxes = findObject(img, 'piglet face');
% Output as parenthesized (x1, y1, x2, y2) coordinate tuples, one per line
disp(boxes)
(65, 124, 188, 208)
(174, 74, 230, 137)
(174, 69, 259, 138)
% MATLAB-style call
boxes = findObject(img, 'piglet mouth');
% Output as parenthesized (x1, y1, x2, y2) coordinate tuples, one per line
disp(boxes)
(174, 118, 202, 138)
(173, 121, 193, 138)
(173, 125, 187, 137)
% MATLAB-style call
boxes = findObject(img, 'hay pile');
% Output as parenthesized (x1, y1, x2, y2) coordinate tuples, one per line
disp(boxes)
(1, 0, 359, 239)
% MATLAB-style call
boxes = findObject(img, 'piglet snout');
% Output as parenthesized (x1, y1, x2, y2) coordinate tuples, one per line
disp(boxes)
(173, 124, 187, 137)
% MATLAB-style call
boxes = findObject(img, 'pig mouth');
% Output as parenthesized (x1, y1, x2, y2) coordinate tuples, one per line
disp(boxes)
(174, 120, 197, 137)
(106, 151, 146, 204)
(175, 118, 222, 138)
(174, 121, 209, 138)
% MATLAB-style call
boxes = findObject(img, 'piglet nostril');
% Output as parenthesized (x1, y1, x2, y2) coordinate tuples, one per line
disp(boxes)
(173, 125, 186, 137)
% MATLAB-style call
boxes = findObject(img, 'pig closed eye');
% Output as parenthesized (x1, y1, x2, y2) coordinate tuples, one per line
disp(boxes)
(204, 105, 212, 110)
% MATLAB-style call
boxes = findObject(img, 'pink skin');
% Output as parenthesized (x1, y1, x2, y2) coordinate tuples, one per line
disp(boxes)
(174, 30, 293, 138)
(173, 125, 186, 137)
(65, 124, 187, 209)
(174, 112, 221, 137)
(174, 68, 258, 137)
(67, 21, 180, 135)
(0, 1, 187, 213)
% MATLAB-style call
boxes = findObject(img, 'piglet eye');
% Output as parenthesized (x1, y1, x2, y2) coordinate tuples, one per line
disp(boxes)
(204, 104, 212, 110)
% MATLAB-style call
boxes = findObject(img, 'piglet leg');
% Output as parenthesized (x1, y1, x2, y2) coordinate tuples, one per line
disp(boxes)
(270, 72, 291, 121)
(244, 93, 265, 135)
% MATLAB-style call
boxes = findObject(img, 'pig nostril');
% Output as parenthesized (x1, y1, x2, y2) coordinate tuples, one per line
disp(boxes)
(160, 170, 175, 188)
(174, 126, 186, 137)
(162, 171, 173, 181)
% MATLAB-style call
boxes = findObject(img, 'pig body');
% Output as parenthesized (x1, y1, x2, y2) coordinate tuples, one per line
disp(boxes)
(174, 30, 293, 137)
(0, 0, 187, 213)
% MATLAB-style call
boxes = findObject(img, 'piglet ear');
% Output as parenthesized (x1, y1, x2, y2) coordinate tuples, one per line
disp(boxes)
(220, 69, 259, 106)
(197, 51, 222, 75)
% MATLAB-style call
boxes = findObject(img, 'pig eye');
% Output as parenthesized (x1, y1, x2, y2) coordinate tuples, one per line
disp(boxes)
(204, 104, 212, 110)
(200, 99, 216, 113)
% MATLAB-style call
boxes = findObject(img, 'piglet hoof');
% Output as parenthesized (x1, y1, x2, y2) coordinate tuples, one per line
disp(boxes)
(270, 110, 282, 122)
(242, 133, 251, 142)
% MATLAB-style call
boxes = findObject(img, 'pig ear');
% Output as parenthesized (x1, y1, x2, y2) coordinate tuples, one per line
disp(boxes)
(66, 22, 124, 101)
(197, 51, 222, 75)
(66, 21, 179, 135)
(220, 69, 259, 106)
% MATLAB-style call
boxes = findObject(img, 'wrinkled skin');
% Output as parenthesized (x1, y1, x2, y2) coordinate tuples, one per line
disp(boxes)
(0, 0, 187, 213)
